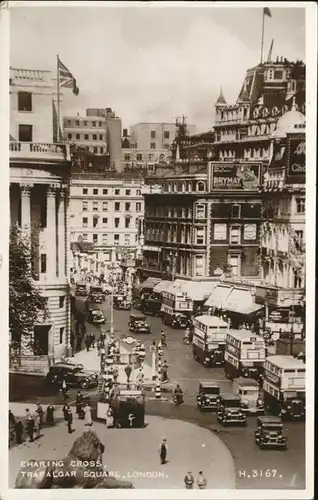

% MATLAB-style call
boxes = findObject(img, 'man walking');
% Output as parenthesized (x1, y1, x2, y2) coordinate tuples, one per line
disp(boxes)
(14, 418, 23, 445)
(76, 390, 83, 418)
(124, 363, 132, 383)
(25, 409, 34, 443)
(61, 379, 68, 401)
(34, 412, 41, 440)
(197, 471, 207, 489)
(85, 335, 90, 352)
(36, 402, 44, 428)
(159, 438, 168, 465)
(66, 408, 73, 434)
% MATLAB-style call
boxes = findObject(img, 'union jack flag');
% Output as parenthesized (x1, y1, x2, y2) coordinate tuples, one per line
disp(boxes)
(58, 57, 79, 95)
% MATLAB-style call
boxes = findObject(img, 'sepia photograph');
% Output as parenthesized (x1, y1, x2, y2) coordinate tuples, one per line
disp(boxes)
(0, 1, 316, 499)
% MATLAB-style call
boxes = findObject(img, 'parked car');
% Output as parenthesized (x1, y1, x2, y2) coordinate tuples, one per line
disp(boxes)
(217, 394, 247, 426)
(196, 382, 220, 411)
(128, 313, 151, 334)
(46, 362, 99, 389)
(254, 416, 288, 450)
(87, 308, 106, 324)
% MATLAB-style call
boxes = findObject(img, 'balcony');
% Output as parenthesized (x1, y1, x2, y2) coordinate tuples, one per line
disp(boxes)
(10, 142, 71, 163)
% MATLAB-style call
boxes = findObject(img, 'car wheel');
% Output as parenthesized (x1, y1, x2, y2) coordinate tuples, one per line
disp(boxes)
(80, 380, 88, 389)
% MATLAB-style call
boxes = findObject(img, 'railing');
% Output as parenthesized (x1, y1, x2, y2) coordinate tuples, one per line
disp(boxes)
(10, 68, 51, 83)
(10, 142, 70, 160)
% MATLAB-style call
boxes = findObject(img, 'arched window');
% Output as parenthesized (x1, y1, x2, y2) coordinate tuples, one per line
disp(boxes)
(197, 181, 206, 192)
(182, 181, 186, 192)
(187, 182, 192, 192)
(168, 183, 172, 192)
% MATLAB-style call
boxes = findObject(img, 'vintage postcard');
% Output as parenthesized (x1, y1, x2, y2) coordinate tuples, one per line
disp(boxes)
(0, 1, 316, 499)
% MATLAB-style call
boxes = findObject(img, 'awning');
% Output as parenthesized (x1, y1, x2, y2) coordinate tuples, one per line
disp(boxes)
(153, 280, 174, 294)
(222, 287, 263, 315)
(204, 285, 232, 308)
(175, 280, 217, 302)
(140, 277, 161, 291)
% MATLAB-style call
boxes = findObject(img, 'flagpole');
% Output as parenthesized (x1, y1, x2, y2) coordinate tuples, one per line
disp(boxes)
(260, 9, 265, 64)
(57, 54, 60, 143)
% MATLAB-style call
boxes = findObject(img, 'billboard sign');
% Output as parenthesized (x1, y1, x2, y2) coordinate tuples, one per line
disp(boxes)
(208, 162, 261, 190)
(287, 137, 305, 178)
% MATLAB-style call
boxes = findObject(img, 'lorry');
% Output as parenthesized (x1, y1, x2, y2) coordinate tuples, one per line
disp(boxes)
(192, 315, 229, 366)
(233, 377, 264, 415)
(263, 355, 305, 420)
(224, 330, 266, 383)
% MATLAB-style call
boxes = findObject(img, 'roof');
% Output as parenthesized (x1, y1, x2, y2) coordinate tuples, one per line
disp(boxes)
(199, 381, 220, 388)
(258, 416, 282, 424)
(216, 86, 227, 105)
(234, 378, 259, 387)
(273, 106, 305, 138)
(227, 330, 264, 343)
(266, 355, 306, 369)
(195, 315, 229, 328)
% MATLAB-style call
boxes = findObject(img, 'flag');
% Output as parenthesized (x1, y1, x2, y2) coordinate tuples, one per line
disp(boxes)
(264, 7, 272, 17)
(267, 38, 274, 62)
(58, 57, 79, 95)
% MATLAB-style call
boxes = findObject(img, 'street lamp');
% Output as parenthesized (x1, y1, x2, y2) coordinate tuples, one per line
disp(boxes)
(109, 263, 116, 336)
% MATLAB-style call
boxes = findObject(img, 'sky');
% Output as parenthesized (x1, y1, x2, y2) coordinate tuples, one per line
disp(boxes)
(9, 3, 306, 132)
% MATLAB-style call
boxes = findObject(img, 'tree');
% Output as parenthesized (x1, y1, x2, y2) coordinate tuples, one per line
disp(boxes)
(9, 225, 48, 355)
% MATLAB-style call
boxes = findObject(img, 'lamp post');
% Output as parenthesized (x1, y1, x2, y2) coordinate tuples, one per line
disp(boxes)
(109, 263, 115, 336)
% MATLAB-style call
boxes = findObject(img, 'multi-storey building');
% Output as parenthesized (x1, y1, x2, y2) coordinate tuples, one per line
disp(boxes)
(213, 57, 305, 163)
(129, 121, 197, 152)
(63, 107, 122, 172)
(69, 172, 145, 270)
(9, 67, 72, 372)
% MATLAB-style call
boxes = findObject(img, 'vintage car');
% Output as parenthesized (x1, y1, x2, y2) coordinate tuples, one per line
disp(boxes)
(217, 394, 247, 426)
(114, 295, 131, 310)
(161, 312, 189, 329)
(46, 362, 99, 390)
(88, 286, 104, 303)
(254, 416, 288, 450)
(75, 282, 87, 297)
(87, 308, 106, 325)
(128, 313, 151, 334)
(196, 382, 220, 411)
(233, 377, 264, 415)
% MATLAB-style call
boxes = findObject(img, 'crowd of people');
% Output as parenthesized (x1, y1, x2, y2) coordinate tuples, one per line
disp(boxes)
(9, 402, 55, 447)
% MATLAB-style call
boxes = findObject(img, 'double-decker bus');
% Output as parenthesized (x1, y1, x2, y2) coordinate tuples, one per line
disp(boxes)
(192, 315, 229, 366)
(224, 330, 266, 383)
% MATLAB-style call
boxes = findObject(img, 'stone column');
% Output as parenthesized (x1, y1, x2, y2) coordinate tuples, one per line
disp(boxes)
(46, 185, 58, 280)
(20, 184, 33, 241)
(58, 188, 65, 279)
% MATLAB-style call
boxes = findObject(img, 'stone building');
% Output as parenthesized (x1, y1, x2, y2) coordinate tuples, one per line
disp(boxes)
(9, 67, 72, 371)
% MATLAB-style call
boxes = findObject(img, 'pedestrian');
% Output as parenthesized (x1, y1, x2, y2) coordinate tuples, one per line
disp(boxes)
(46, 404, 55, 425)
(106, 407, 114, 428)
(25, 409, 34, 443)
(97, 338, 101, 355)
(61, 379, 68, 401)
(112, 366, 119, 384)
(85, 335, 90, 352)
(9, 410, 15, 446)
(90, 333, 95, 348)
(36, 402, 44, 428)
(76, 333, 81, 351)
(14, 418, 23, 445)
(124, 363, 132, 383)
(184, 471, 195, 489)
(62, 403, 70, 422)
(197, 471, 207, 489)
(159, 438, 168, 465)
(136, 368, 144, 389)
(84, 403, 93, 427)
(34, 412, 41, 440)
(66, 408, 73, 434)
(76, 390, 83, 417)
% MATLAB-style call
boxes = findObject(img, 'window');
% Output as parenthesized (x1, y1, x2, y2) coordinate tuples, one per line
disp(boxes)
(99, 134, 103, 140)
(100, 147, 104, 154)
(102, 201, 108, 211)
(93, 147, 98, 154)
(18, 92, 32, 112)
(92, 121, 96, 127)
(124, 234, 131, 245)
(84, 134, 89, 140)
(228, 254, 240, 276)
(93, 134, 97, 140)
(115, 189, 120, 195)
(67, 133, 72, 140)
(126, 189, 131, 196)
(93, 234, 98, 243)
(75, 120, 80, 126)
(125, 217, 131, 228)
(196, 227, 205, 245)
(125, 202, 131, 211)
(135, 217, 139, 228)
(150, 143, 156, 149)
(103, 189, 108, 195)
(115, 202, 120, 211)
(296, 198, 305, 214)
(99, 121, 102, 127)
(230, 226, 241, 244)
(93, 202, 99, 212)
(164, 130, 170, 139)
(114, 217, 120, 228)
(59, 327, 64, 344)
(93, 216, 98, 227)
(59, 296, 65, 308)
(136, 202, 141, 212)
(274, 70, 283, 80)
(136, 189, 141, 196)
(114, 234, 119, 243)
(148, 154, 154, 160)
(75, 133, 80, 140)
(196, 204, 206, 219)
(294, 230, 304, 248)
(150, 130, 156, 139)
(82, 217, 88, 227)
(93, 189, 98, 195)
(83, 188, 88, 195)
(18, 124, 32, 142)
(102, 233, 108, 243)
(195, 256, 204, 276)
(67, 120, 72, 126)
(40, 254, 47, 273)
(84, 121, 88, 126)
(102, 217, 108, 225)
(197, 181, 205, 192)
(125, 154, 131, 161)
(232, 204, 241, 218)
(82, 234, 88, 240)
(136, 154, 142, 161)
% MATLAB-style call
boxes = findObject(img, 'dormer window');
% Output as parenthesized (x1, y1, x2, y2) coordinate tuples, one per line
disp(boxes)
(197, 181, 206, 192)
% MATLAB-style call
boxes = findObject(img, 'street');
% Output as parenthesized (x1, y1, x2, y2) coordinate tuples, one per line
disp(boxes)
(9, 295, 306, 490)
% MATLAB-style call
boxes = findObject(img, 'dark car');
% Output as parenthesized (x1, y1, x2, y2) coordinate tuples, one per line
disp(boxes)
(46, 362, 99, 389)
(89, 286, 104, 304)
(254, 416, 288, 450)
(217, 393, 247, 426)
(162, 312, 188, 329)
(128, 314, 151, 334)
(75, 283, 87, 296)
(87, 308, 106, 324)
(196, 382, 220, 411)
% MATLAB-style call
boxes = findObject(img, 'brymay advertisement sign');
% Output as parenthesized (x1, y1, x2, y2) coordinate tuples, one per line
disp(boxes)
(287, 136, 305, 178)
(208, 162, 261, 190)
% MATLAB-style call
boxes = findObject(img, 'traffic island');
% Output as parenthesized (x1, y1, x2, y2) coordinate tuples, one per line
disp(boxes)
(9, 415, 236, 489)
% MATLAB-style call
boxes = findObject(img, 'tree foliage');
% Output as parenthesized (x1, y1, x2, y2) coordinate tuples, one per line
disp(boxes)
(9, 225, 48, 349)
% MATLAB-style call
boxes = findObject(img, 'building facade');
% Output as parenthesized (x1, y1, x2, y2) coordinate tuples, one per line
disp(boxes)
(9, 67, 72, 371)
(129, 122, 197, 152)
(63, 107, 122, 172)
(69, 172, 145, 271)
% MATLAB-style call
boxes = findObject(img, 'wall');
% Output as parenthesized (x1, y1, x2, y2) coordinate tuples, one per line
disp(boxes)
(209, 246, 228, 276)
(241, 247, 259, 276)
